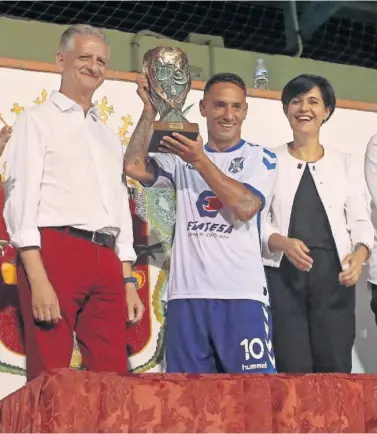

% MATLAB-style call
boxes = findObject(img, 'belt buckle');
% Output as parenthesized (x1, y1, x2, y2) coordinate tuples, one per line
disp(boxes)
(91, 230, 115, 249)
(100, 226, 120, 239)
(91, 231, 100, 246)
(108, 235, 115, 249)
(98, 227, 118, 249)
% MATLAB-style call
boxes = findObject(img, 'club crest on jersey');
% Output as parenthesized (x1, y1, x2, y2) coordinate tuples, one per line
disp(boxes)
(196, 190, 223, 217)
(229, 157, 245, 174)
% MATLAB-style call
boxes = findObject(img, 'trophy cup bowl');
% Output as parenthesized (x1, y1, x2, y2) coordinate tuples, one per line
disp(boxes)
(143, 46, 199, 153)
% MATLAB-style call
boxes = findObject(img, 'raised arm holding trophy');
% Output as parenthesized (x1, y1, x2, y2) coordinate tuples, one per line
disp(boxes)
(142, 46, 199, 152)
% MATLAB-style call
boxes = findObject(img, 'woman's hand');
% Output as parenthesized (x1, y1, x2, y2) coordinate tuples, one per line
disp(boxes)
(283, 237, 313, 271)
(339, 245, 369, 287)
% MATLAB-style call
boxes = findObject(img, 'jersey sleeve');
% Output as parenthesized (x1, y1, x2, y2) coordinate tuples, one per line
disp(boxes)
(242, 147, 278, 211)
(145, 153, 177, 188)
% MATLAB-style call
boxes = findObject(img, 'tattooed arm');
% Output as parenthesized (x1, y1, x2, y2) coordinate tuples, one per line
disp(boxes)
(123, 74, 158, 184)
(195, 155, 263, 221)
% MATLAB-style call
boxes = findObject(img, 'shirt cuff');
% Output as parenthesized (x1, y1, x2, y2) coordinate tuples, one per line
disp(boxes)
(116, 243, 137, 263)
(262, 222, 279, 258)
(10, 230, 41, 249)
(140, 166, 175, 188)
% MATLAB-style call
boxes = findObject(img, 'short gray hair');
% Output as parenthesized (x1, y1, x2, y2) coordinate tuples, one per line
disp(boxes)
(59, 24, 109, 52)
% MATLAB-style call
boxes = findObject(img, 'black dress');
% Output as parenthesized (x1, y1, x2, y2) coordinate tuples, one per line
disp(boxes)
(265, 163, 355, 373)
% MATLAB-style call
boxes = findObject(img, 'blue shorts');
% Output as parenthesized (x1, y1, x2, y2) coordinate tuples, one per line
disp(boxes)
(165, 299, 276, 374)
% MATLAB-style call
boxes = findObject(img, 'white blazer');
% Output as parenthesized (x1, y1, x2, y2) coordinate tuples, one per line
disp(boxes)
(365, 135, 377, 284)
(262, 144, 374, 268)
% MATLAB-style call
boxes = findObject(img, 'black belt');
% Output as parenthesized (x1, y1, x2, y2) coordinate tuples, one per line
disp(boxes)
(49, 226, 116, 249)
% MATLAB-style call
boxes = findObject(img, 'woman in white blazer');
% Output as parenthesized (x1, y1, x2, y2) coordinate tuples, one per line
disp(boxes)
(263, 74, 373, 373)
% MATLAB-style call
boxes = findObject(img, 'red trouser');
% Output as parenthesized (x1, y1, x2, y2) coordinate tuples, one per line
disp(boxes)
(17, 227, 128, 381)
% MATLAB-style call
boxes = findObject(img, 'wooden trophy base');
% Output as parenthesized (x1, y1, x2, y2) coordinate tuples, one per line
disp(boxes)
(148, 121, 199, 153)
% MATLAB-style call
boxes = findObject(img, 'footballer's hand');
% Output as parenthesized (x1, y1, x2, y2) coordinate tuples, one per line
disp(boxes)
(159, 132, 205, 165)
(136, 74, 157, 116)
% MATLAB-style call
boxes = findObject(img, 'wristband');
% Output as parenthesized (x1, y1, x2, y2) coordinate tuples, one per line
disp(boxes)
(123, 276, 139, 289)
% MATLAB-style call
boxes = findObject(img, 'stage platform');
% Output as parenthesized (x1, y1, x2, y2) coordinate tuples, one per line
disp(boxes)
(2, 369, 377, 432)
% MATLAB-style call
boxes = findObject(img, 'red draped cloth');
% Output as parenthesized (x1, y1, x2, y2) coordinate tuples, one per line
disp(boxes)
(1, 369, 377, 432)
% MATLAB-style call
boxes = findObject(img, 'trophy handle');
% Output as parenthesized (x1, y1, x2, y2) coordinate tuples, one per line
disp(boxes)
(182, 103, 194, 117)
(160, 105, 188, 123)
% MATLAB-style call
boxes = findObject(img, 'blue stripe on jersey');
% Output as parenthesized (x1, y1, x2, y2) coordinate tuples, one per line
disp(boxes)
(263, 148, 277, 159)
(157, 167, 175, 184)
(263, 148, 277, 170)
(205, 139, 245, 153)
(262, 157, 276, 171)
(244, 183, 265, 210)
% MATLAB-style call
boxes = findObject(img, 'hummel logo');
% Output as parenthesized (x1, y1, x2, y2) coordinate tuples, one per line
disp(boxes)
(242, 362, 267, 371)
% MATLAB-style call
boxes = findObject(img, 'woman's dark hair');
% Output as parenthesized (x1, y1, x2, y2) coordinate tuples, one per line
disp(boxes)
(281, 74, 336, 122)
(204, 72, 247, 95)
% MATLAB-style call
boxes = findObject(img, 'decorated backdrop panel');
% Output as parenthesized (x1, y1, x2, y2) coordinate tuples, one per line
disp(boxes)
(1, 66, 377, 399)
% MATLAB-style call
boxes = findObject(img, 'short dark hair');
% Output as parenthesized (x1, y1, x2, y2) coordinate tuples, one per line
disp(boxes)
(281, 74, 336, 122)
(204, 72, 247, 95)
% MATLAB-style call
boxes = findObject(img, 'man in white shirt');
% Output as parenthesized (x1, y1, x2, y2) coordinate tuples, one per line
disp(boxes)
(4, 24, 144, 381)
(124, 72, 277, 373)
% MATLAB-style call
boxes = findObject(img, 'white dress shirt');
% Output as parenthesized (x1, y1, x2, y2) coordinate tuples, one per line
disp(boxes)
(262, 144, 373, 268)
(365, 135, 377, 284)
(3, 90, 136, 263)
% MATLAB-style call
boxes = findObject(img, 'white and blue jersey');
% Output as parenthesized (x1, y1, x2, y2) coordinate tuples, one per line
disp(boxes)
(150, 139, 278, 306)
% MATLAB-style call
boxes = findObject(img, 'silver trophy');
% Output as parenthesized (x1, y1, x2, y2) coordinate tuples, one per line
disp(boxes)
(143, 46, 199, 152)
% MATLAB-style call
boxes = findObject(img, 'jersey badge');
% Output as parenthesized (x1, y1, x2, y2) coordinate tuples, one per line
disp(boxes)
(229, 157, 245, 174)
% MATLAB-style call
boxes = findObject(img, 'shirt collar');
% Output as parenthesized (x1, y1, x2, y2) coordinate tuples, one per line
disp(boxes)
(50, 90, 100, 119)
(205, 139, 245, 153)
(284, 143, 326, 165)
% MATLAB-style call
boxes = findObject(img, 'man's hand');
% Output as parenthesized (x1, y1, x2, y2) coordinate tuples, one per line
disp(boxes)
(283, 237, 313, 271)
(126, 284, 145, 324)
(136, 74, 157, 116)
(339, 252, 364, 287)
(31, 279, 62, 324)
(160, 132, 205, 165)
(0, 126, 12, 157)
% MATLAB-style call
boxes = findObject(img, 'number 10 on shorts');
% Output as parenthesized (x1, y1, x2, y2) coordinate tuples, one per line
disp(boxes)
(240, 338, 265, 361)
